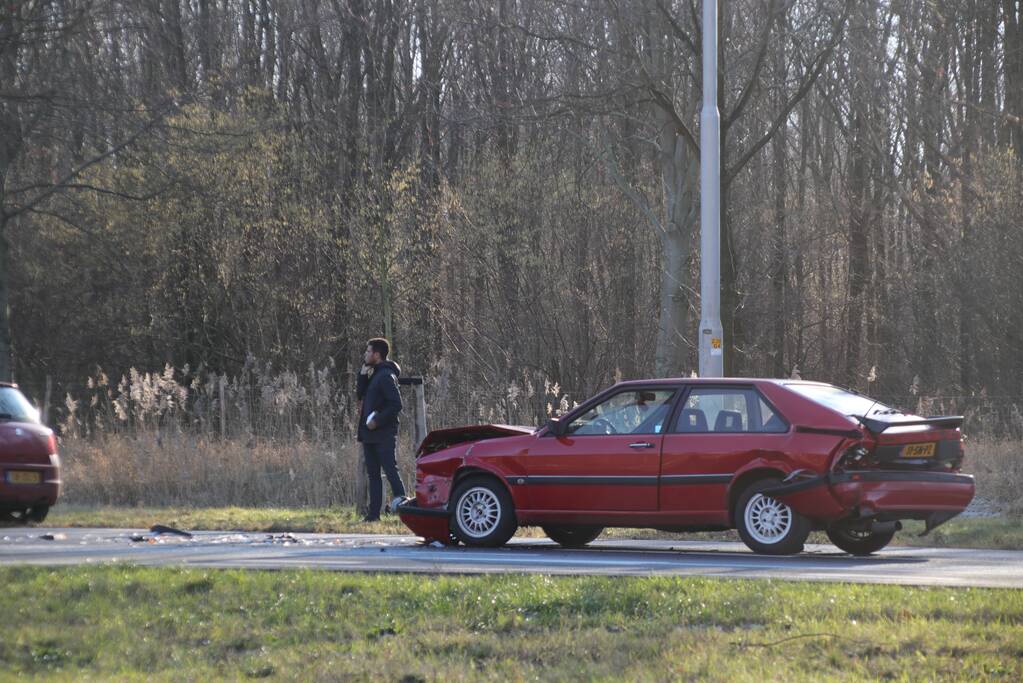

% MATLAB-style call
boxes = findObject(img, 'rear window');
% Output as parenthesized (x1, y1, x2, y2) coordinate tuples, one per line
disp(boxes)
(786, 383, 892, 417)
(0, 387, 40, 424)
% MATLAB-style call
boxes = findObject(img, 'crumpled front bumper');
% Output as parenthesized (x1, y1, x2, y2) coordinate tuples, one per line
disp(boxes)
(764, 470, 975, 532)
(397, 501, 454, 544)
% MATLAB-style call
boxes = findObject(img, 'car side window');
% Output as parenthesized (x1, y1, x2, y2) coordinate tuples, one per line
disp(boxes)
(672, 388, 787, 433)
(568, 390, 677, 435)
(758, 397, 789, 433)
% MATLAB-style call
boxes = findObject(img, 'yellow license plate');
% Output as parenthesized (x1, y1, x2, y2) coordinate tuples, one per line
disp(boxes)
(7, 471, 41, 484)
(901, 443, 936, 458)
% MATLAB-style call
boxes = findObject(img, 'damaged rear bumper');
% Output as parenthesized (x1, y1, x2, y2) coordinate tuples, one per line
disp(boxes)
(764, 470, 975, 534)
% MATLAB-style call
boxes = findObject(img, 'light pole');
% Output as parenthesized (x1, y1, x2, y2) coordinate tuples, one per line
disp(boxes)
(698, 0, 724, 377)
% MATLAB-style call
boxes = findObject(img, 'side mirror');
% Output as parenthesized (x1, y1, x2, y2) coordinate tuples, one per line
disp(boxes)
(547, 417, 568, 437)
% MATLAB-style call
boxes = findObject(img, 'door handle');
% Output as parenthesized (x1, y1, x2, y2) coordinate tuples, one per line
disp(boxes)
(629, 442, 654, 449)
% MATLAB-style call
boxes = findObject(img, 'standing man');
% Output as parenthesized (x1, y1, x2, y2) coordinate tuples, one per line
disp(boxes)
(356, 337, 407, 521)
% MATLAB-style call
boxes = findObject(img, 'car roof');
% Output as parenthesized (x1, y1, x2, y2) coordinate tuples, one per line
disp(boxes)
(612, 377, 829, 387)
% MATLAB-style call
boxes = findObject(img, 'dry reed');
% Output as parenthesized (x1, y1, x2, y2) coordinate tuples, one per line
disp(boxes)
(51, 361, 1021, 512)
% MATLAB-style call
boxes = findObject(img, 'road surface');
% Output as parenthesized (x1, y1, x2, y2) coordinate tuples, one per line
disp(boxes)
(1, 527, 1019, 588)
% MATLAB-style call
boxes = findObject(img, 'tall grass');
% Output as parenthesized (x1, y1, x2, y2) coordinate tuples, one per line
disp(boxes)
(52, 361, 1021, 512)
(55, 359, 568, 508)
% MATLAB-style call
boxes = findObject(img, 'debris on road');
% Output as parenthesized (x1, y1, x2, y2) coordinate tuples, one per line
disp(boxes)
(264, 533, 304, 545)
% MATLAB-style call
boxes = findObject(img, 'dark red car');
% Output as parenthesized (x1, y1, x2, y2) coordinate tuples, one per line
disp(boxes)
(398, 378, 974, 555)
(0, 383, 60, 524)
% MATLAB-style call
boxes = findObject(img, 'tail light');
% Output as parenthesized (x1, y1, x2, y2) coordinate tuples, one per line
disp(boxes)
(836, 444, 873, 470)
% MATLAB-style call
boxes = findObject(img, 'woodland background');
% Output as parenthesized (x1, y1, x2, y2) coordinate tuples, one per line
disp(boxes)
(2, 0, 1023, 480)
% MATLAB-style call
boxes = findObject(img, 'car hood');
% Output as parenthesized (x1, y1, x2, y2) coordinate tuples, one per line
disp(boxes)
(417, 424, 535, 457)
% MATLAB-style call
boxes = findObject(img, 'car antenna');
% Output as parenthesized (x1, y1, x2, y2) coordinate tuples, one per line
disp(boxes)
(853, 397, 888, 435)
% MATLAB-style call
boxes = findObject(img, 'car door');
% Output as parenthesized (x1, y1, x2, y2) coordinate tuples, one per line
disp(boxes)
(658, 385, 789, 522)
(524, 387, 679, 512)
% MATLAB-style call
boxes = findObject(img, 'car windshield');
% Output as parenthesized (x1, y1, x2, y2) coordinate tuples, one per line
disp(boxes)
(0, 387, 40, 424)
(785, 383, 897, 418)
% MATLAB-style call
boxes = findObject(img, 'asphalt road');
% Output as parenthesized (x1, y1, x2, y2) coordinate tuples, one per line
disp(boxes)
(1, 527, 1020, 588)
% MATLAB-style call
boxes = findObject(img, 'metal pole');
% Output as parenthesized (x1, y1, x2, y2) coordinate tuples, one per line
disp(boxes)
(699, 0, 725, 377)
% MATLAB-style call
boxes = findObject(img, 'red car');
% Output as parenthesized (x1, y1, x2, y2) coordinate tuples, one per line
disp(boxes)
(399, 378, 974, 555)
(0, 383, 60, 524)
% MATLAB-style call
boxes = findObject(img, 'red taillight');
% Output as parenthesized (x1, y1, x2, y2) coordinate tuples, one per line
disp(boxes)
(43, 433, 57, 454)
(836, 444, 873, 470)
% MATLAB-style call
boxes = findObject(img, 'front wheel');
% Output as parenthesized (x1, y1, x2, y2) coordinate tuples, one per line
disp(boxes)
(449, 476, 517, 547)
(735, 479, 811, 555)
(826, 524, 895, 556)
(542, 525, 604, 548)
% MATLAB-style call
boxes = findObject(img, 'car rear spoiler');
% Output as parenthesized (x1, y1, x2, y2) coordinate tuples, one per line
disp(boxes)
(854, 415, 964, 435)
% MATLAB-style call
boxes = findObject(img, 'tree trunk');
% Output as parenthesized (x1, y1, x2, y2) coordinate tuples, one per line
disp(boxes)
(770, 10, 788, 378)
(654, 108, 698, 377)
(0, 218, 11, 382)
(1004, 0, 1023, 159)
(719, 178, 742, 376)
(845, 110, 868, 389)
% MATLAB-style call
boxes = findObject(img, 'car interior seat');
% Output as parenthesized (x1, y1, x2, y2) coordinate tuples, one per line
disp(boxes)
(676, 408, 708, 432)
(714, 410, 744, 432)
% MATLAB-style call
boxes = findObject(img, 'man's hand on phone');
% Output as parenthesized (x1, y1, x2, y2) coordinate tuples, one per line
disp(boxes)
(367, 418, 378, 430)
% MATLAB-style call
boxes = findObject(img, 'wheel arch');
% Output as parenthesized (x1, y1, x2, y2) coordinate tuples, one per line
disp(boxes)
(450, 466, 515, 507)
(727, 467, 788, 526)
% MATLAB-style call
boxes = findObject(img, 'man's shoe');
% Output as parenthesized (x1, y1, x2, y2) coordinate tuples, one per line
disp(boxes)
(361, 515, 380, 523)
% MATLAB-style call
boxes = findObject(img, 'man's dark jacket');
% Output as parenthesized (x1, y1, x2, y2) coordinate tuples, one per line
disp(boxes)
(357, 360, 402, 444)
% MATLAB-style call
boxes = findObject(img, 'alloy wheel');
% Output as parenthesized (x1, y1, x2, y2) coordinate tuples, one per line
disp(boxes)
(456, 486, 502, 538)
(743, 493, 793, 545)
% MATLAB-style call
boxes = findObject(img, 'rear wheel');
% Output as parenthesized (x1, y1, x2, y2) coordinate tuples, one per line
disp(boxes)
(735, 478, 811, 555)
(449, 476, 517, 547)
(25, 505, 49, 523)
(542, 525, 604, 548)
(0, 509, 27, 525)
(1, 506, 50, 525)
(826, 524, 895, 556)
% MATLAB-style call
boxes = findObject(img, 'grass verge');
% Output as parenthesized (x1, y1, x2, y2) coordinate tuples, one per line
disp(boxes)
(1, 566, 1021, 681)
(37, 505, 1023, 550)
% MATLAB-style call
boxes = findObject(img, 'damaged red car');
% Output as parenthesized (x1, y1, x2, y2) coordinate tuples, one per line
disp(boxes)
(0, 383, 60, 524)
(398, 378, 974, 555)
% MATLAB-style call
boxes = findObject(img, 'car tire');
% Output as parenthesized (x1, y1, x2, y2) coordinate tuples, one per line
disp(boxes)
(541, 525, 604, 548)
(826, 524, 896, 556)
(449, 476, 517, 547)
(25, 505, 49, 523)
(0, 509, 29, 525)
(735, 478, 811, 555)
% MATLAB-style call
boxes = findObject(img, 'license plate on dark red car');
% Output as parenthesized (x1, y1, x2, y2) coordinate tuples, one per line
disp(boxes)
(901, 443, 936, 458)
(6, 470, 41, 484)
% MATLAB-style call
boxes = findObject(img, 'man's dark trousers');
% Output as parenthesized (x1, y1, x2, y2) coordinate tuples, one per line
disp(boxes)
(363, 439, 406, 518)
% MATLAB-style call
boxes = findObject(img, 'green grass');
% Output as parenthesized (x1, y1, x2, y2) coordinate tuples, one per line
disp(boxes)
(1, 566, 1020, 681)
(38, 505, 1023, 550)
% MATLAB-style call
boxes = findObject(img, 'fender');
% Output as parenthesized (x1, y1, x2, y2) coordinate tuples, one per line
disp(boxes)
(454, 437, 532, 511)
